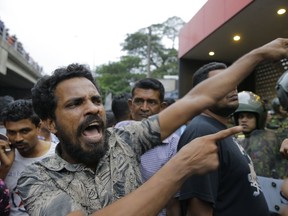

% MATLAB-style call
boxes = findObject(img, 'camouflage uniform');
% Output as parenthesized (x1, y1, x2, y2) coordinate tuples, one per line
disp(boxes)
(266, 114, 288, 143)
(236, 129, 287, 179)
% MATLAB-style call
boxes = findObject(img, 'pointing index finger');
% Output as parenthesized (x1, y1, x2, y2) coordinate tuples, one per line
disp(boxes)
(209, 126, 243, 141)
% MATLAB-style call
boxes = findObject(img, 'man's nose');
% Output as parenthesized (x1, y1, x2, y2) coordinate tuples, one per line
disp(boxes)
(85, 100, 101, 115)
(140, 101, 149, 111)
(15, 133, 24, 142)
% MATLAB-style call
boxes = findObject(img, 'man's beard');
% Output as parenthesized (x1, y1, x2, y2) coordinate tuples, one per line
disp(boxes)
(209, 104, 238, 118)
(56, 115, 108, 166)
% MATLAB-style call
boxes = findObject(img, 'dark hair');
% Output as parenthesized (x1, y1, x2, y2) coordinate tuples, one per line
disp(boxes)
(111, 93, 131, 122)
(105, 110, 116, 127)
(164, 97, 176, 106)
(0, 95, 14, 122)
(131, 78, 165, 102)
(31, 63, 99, 120)
(1, 99, 40, 127)
(192, 62, 227, 87)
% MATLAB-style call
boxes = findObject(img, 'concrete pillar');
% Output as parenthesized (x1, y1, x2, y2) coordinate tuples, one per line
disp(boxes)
(0, 46, 8, 75)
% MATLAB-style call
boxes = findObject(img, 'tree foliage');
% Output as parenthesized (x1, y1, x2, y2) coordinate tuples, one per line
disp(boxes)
(94, 16, 185, 98)
(96, 55, 145, 98)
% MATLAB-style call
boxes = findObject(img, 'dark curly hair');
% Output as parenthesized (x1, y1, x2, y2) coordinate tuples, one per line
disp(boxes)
(31, 63, 100, 120)
(1, 99, 40, 127)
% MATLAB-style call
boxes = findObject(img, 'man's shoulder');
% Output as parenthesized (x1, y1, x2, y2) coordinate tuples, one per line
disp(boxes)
(112, 116, 160, 136)
(21, 154, 60, 175)
(17, 155, 63, 193)
(252, 129, 278, 141)
(185, 115, 224, 133)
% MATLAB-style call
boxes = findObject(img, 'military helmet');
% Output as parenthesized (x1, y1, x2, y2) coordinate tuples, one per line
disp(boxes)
(233, 91, 267, 129)
(276, 70, 288, 111)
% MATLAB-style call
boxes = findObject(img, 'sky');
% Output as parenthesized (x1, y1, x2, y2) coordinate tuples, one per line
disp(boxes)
(0, 0, 207, 74)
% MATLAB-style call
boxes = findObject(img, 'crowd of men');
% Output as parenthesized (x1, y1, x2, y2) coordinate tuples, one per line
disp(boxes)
(0, 38, 288, 216)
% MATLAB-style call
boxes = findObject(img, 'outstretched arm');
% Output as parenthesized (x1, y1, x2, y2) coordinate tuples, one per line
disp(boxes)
(159, 38, 288, 140)
(68, 126, 242, 216)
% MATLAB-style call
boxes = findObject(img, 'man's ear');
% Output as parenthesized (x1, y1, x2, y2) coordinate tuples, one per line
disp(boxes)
(128, 99, 133, 111)
(160, 102, 168, 111)
(44, 119, 57, 134)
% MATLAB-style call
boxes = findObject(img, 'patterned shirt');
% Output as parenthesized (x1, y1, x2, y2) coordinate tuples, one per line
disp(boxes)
(116, 120, 183, 216)
(17, 116, 161, 216)
(0, 179, 10, 216)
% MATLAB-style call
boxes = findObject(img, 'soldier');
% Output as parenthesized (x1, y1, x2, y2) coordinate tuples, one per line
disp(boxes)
(233, 91, 285, 179)
(266, 97, 288, 143)
(276, 70, 288, 216)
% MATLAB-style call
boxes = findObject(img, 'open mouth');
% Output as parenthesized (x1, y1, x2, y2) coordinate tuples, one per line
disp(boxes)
(82, 121, 103, 142)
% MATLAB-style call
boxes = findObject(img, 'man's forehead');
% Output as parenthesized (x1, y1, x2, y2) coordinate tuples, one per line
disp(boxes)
(55, 78, 100, 99)
(133, 88, 161, 99)
(5, 119, 35, 129)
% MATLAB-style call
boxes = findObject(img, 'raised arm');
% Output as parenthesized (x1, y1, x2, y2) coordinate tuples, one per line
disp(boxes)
(159, 38, 288, 140)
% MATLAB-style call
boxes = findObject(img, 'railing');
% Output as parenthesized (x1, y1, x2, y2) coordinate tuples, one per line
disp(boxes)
(0, 19, 43, 74)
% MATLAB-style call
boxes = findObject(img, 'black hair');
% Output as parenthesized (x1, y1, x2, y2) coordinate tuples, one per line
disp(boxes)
(1, 99, 40, 127)
(0, 95, 14, 122)
(131, 78, 165, 102)
(163, 97, 176, 106)
(31, 63, 100, 120)
(111, 93, 131, 122)
(105, 110, 116, 127)
(192, 62, 227, 87)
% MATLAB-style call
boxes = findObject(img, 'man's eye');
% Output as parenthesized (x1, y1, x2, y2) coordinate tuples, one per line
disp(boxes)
(148, 101, 156, 106)
(67, 104, 76, 108)
(92, 98, 102, 105)
(133, 100, 143, 105)
(67, 101, 81, 108)
(21, 130, 30, 134)
(7, 131, 16, 136)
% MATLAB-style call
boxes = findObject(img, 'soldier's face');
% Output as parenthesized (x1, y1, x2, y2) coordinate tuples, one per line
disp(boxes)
(238, 112, 257, 134)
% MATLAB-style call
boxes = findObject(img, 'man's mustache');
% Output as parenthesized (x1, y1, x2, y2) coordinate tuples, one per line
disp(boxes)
(77, 115, 104, 136)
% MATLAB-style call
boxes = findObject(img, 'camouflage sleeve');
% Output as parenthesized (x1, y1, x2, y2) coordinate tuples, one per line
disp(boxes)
(17, 164, 85, 216)
(265, 131, 287, 179)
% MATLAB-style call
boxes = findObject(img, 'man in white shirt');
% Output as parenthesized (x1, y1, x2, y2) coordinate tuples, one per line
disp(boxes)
(0, 99, 56, 216)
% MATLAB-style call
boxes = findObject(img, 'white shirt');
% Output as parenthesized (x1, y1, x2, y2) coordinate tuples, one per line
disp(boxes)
(5, 142, 56, 216)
